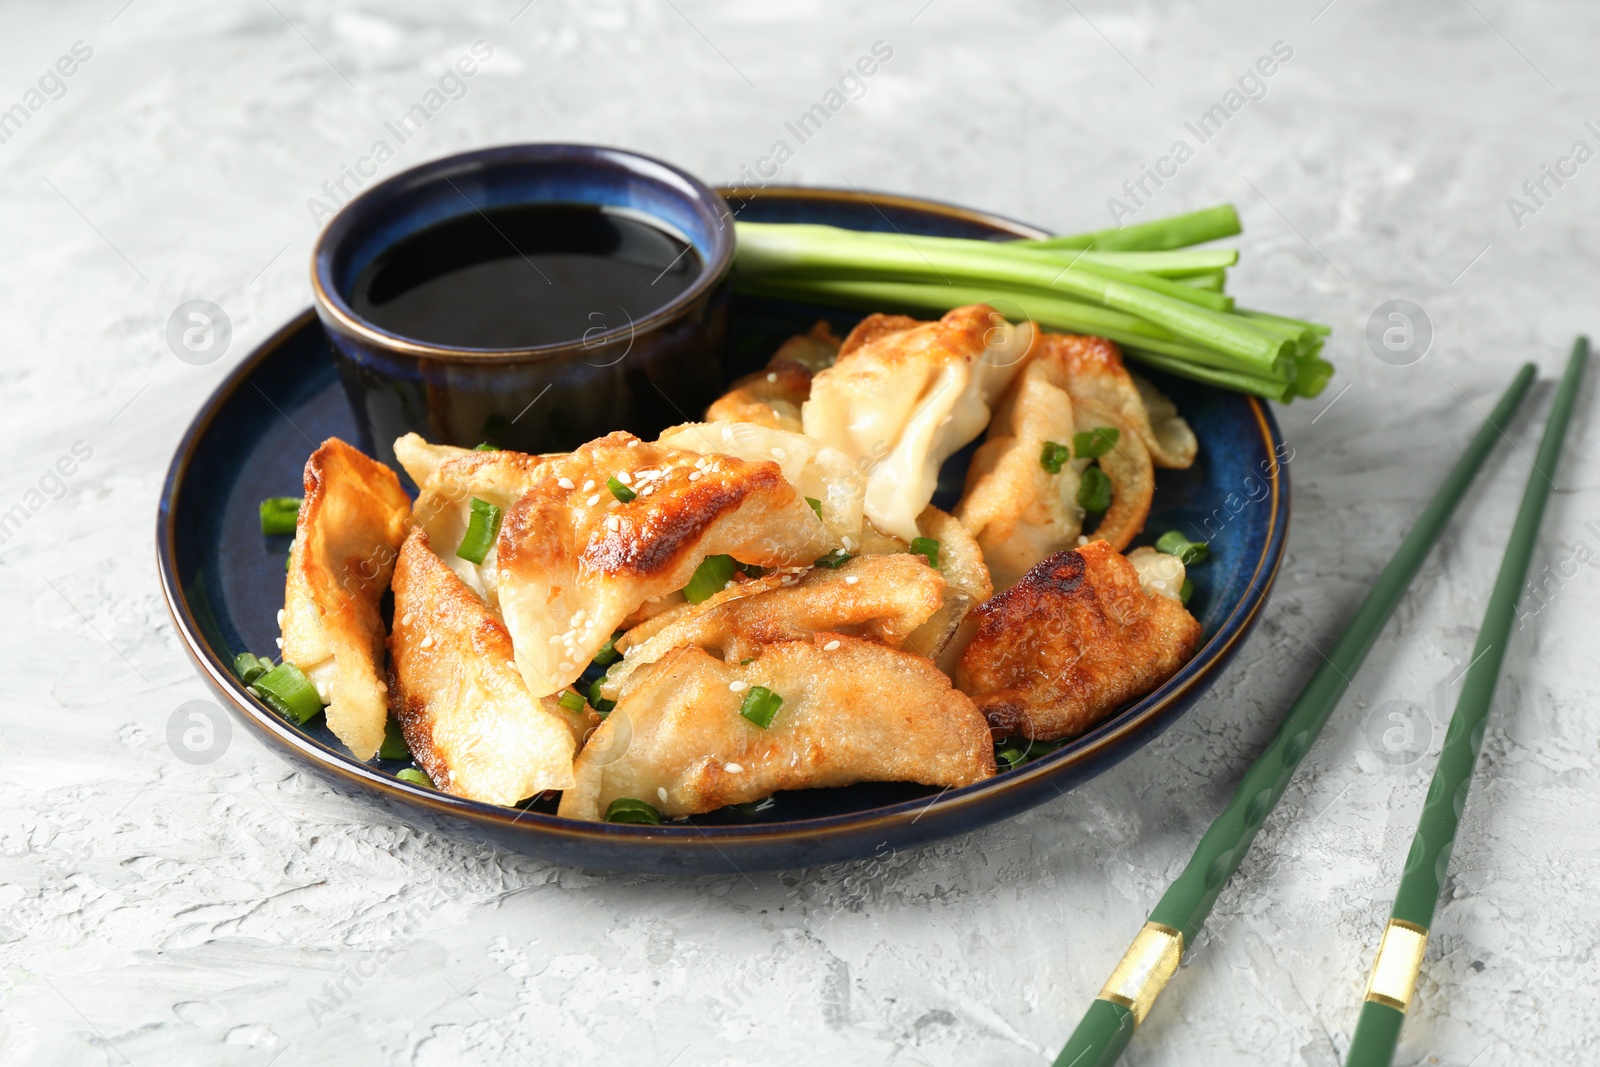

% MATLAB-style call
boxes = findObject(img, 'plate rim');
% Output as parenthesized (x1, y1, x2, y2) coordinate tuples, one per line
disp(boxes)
(157, 184, 1288, 854)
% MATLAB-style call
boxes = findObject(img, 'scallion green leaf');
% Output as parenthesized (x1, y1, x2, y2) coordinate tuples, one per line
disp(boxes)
(1180, 578, 1195, 605)
(557, 690, 586, 713)
(455, 497, 503, 565)
(910, 537, 940, 568)
(1040, 441, 1072, 474)
(805, 496, 823, 520)
(1073, 426, 1120, 459)
(605, 797, 663, 824)
(252, 661, 323, 724)
(396, 767, 433, 788)
(684, 554, 737, 603)
(587, 676, 616, 714)
(813, 549, 851, 569)
(473, 442, 498, 451)
(379, 717, 410, 761)
(233, 652, 274, 685)
(740, 685, 783, 729)
(592, 631, 622, 668)
(997, 746, 1026, 770)
(1155, 530, 1210, 565)
(606, 475, 636, 503)
(259, 497, 302, 536)
(1077, 466, 1112, 513)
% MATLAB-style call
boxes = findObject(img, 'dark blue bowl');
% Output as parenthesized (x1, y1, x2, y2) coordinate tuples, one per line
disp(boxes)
(161, 186, 1288, 873)
(311, 143, 735, 470)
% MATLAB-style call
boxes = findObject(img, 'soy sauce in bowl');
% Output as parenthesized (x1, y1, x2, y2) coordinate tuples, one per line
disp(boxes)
(349, 203, 702, 350)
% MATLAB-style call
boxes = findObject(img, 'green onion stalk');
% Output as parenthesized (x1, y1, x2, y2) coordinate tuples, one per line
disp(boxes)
(730, 204, 1332, 402)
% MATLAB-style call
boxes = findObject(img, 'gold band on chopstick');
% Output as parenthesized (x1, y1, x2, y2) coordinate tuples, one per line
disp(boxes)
(1098, 922, 1184, 1027)
(1362, 919, 1429, 1012)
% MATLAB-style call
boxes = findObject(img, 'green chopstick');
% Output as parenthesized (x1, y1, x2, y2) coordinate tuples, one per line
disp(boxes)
(1345, 338, 1589, 1067)
(1052, 362, 1538, 1067)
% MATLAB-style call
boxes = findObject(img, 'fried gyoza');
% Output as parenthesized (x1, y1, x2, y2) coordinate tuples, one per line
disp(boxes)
(802, 305, 1035, 542)
(388, 529, 593, 804)
(852, 505, 993, 659)
(496, 432, 829, 697)
(656, 421, 865, 547)
(557, 635, 995, 821)
(1046, 333, 1197, 469)
(394, 434, 549, 607)
(705, 321, 841, 431)
(957, 334, 1160, 588)
(281, 438, 411, 760)
(597, 552, 947, 700)
(956, 540, 1201, 741)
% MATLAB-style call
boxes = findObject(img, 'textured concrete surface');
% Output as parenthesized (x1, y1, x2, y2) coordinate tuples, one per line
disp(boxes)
(2, 1, 1597, 1064)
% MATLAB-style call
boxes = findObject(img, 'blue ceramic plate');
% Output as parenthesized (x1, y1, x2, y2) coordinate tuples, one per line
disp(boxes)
(159, 187, 1288, 873)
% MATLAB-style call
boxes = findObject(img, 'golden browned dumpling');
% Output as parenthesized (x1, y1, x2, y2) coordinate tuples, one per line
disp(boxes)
(388, 528, 593, 804)
(956, 333, 1159, 588)
(705, 321, 841, 431)
(281, 438, 411, 760)
(395, 436, 549, 608)
(597, 552, 947, 700)
(1047, 333, 1197, 469)
(557, 634, 995, 821)
(496, 431, 830, 697)
(956, 539, 1201, 741)
(656, 421, 865, 548)
(802, 305, 1035, 542)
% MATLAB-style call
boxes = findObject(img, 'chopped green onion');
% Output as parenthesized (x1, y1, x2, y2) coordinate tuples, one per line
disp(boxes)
(587, 676, 615, 714)
(997, 745, 1027, 770)
(813, 549, 852, 569)
(605, 797, 663, 825)
(1040, 441, 1072, 474)
(233, 652, 274, 685)
(739, 657, 754, 665)
(1155, 530, 1210, 565)
(1180, 578, 1195, 605)
(473, 442, 498, 451)
(396, 767, 433, 788)
(252, 661, 323, 724)
(259, 497, 302, 536)
(1073, 426, 1120, 459)
(593, 631, 622, 667)
(684, 554, 737, 603)
(740, 685, 783, 729)
(1077, 466, 1112, 513)
(557, 690, 586, 713)
(606, 475, 636, 503)
(910, 537, 940, 568)
(379, 717, 410, 761)
(455, 497, 503, 565)
(734, 796, 776, 816)
(805, 496, 823, 520)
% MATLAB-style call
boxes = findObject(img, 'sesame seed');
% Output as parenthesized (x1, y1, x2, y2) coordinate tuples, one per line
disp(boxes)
(657, 786, 669, 801)
(276, 609, 285, 626)
(771, 447, 786, 460)
(729, 680, 749, 692)
(582, 480, 595, 491)
(400, 613, 414, 627)
(845, 575, 859, 585)
(628, 439, 640, 447)
(689, 471, 702, 481)
(559, 661, 574, 672)
(841, 536, 854, 551)
(587, 494, 601, 506)
(725, 762, 745, 773)
(606, 515, 621, 531)
(766, 372, 778, 383)
(558, 477, 575, 490)
(420, 635, 434, 649)
(617, 471, 632, 485)
(824, 640, 841, 651)
(569, 611, 585, 626)
(275, 637, 283, 649)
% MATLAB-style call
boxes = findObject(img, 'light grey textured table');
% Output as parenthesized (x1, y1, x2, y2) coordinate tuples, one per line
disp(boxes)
(2, 2, 1596, 1064)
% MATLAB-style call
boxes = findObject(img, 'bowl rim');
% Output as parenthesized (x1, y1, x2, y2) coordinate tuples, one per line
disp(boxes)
(159, 184, 1287, 854)
(309, 142, 737, 364)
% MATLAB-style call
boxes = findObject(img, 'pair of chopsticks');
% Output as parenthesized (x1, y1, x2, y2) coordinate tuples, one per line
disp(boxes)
(1054, 338, 1590, 1067)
